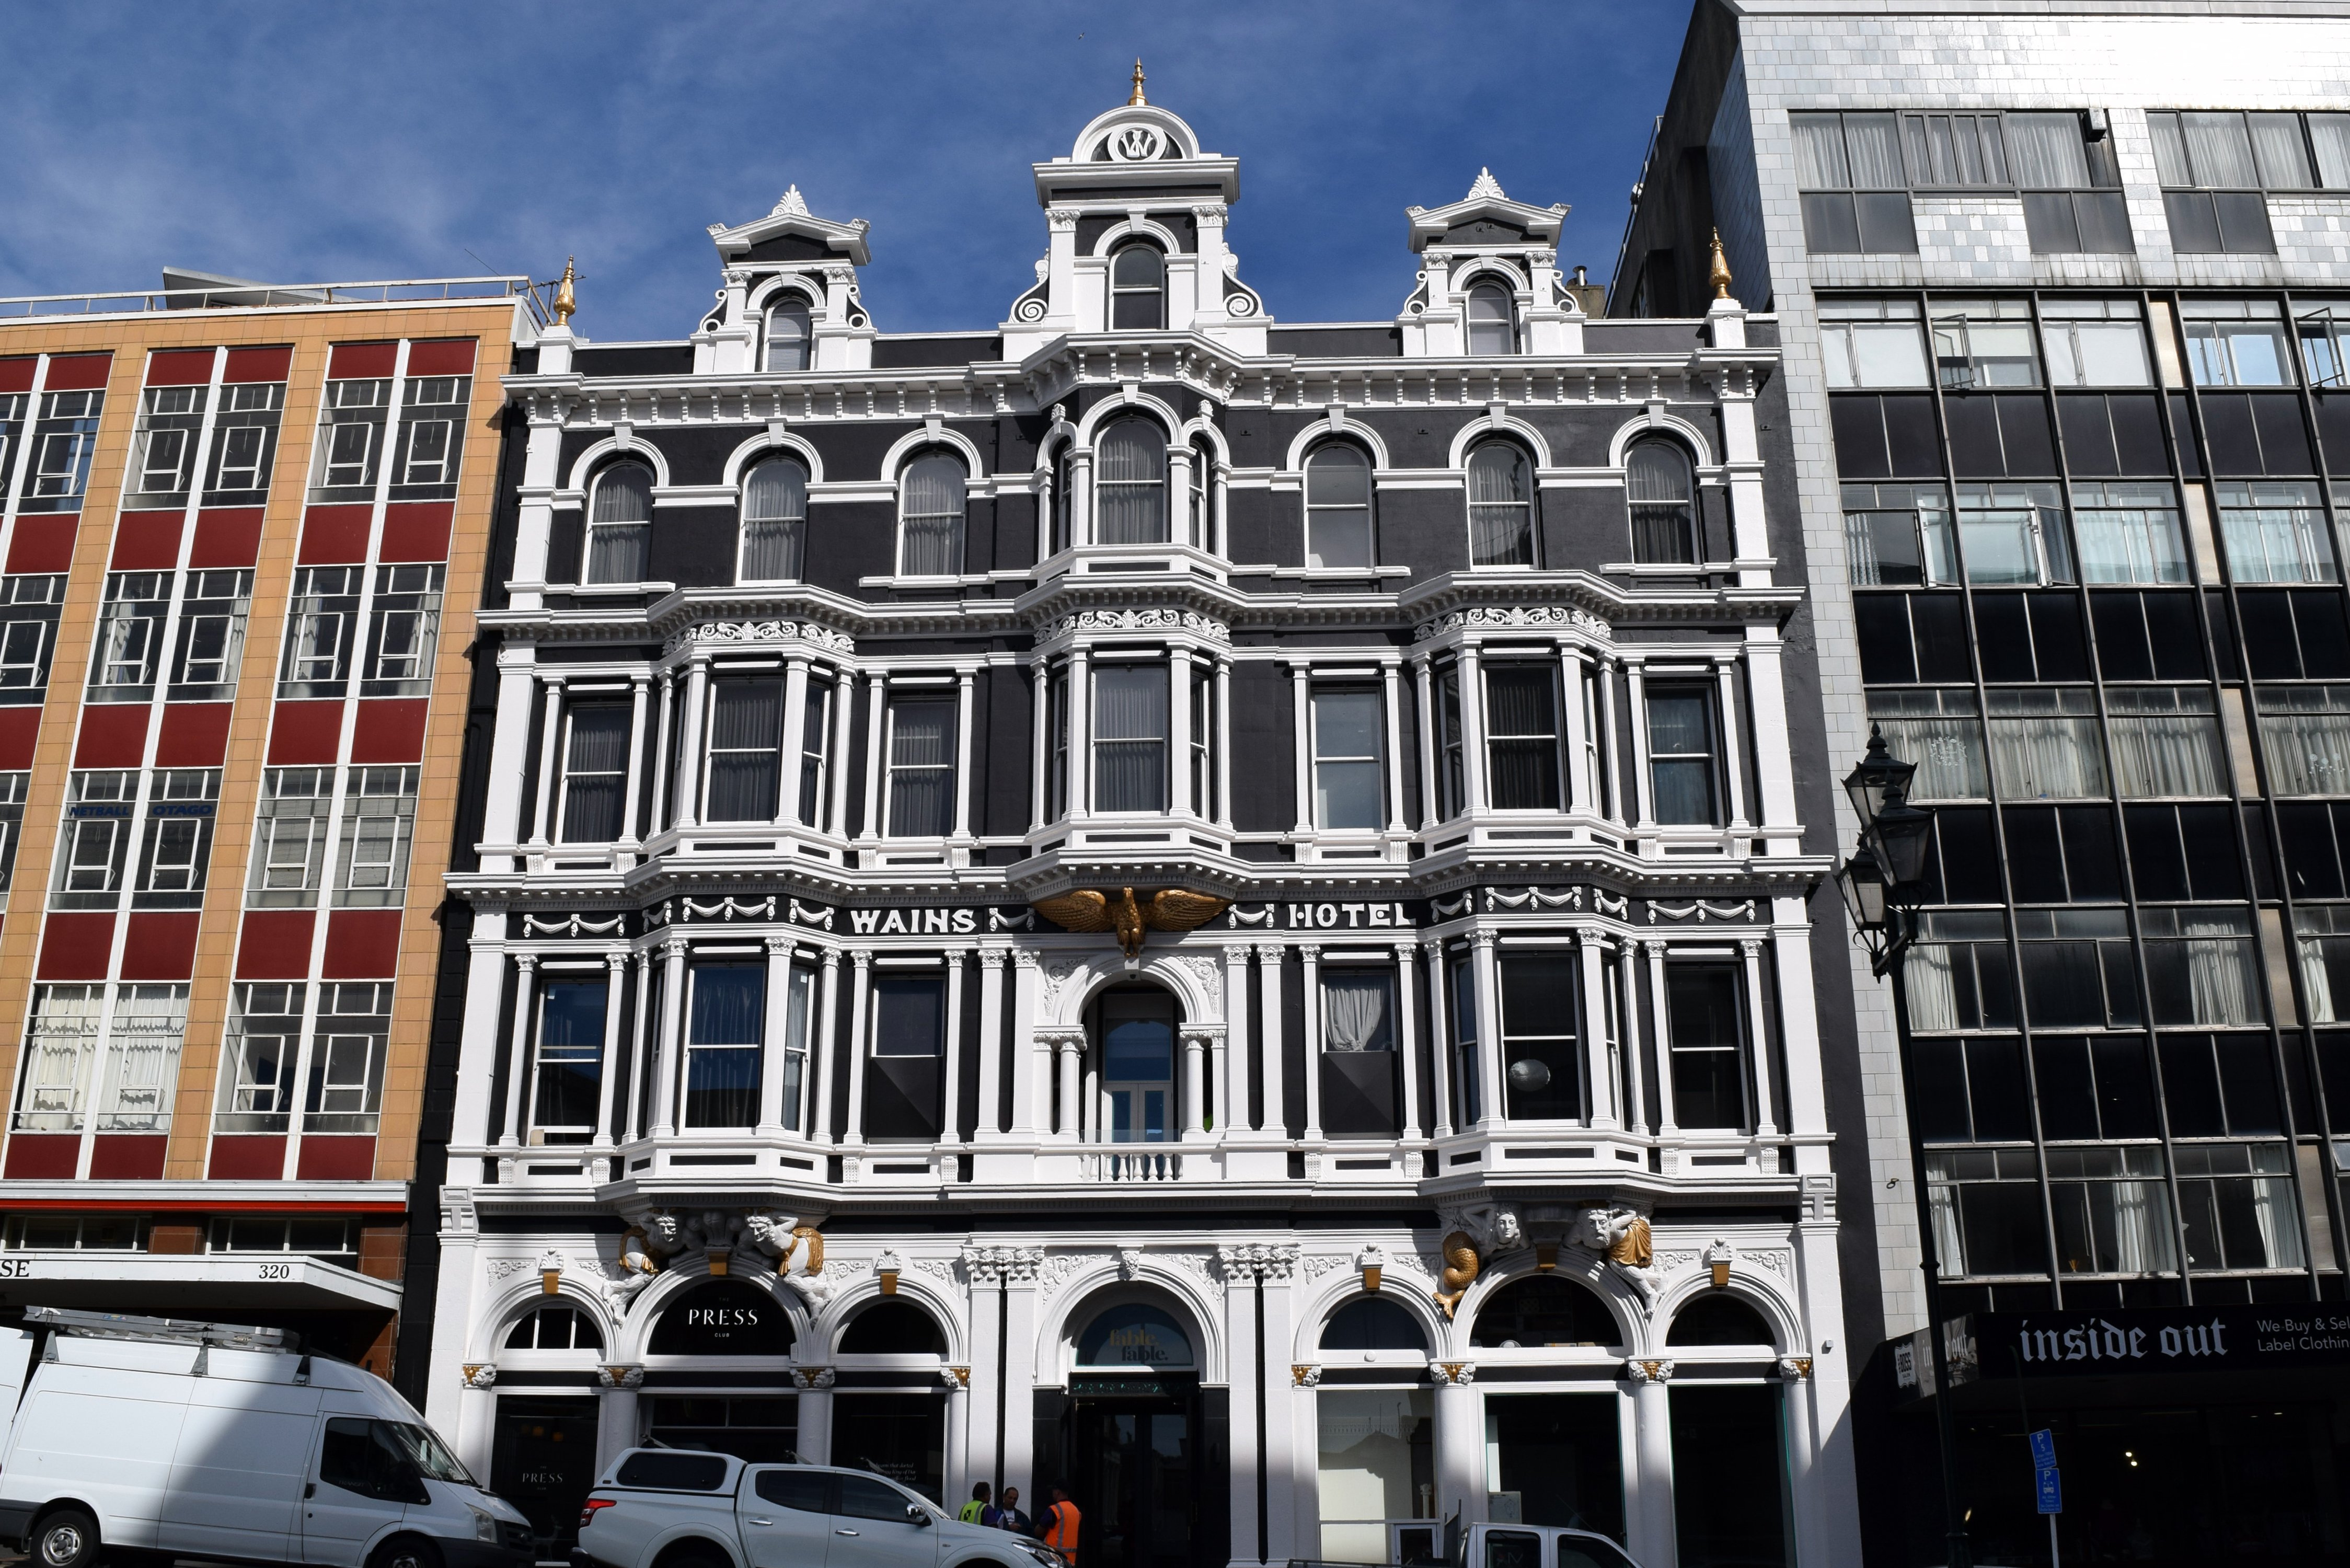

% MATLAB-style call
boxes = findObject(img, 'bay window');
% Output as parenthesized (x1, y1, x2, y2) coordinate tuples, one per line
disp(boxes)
(706, 679, 785, 823)
(557, 702, 633, 841)
(1665, 964, 1746, 1130)
(585, 462, 654, 584)
(1321, 967, 1398, 1137)
(1311, 687, 1383, 831)
(531, 978, 607, 1142)
(1093, 664, 1168, 813)
(741, 456, 808, 581)
(1306, 444, 1374, 569)
(885, 695, 957, 836)
(684, 964, 763, 1129)
(1498, 951, 1580, 1121)
(1096, 418, 1169, 545)
(1645, 683, 1719, 826)
(1484, 665, 1562, 811)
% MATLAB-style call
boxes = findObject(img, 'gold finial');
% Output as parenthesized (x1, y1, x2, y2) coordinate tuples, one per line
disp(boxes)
(1128, 58, 1147, 106)
(1708, 228, 1733, 301)
(552, 256, 578, 326)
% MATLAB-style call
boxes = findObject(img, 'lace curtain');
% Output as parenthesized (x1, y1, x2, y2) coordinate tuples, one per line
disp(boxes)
(1988, 715, 2107, 798)
(2108, 714, 2222, 798)
(2183, 920, 2258, 1026)
(2257, 697, 2350, 794)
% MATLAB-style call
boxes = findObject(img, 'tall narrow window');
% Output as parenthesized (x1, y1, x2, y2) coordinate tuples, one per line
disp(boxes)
(1046, 668, 1071, 821)
(311, 378, 390, 498)
(206, 381, 285, 501)
(248, 769, 331, 907)
(217, 983, 303, 1133)
(1467, 443, 1534, 567)
(15, 985, 102, 1131)
(279, 566, 362, 697)
(684, 964, 763, 1129)
(885, 695, 956, 836)
(51, 771, 135, 910)
(1102, 990, 1174, 1143)
(533, 978, 607, 1142)
(741, 456, 808, 581)
(1190, 664, 1214, 819)
(798, 678, 834, 827)
(25, 389, 102, 511)
(88, 572, 170, 701)
(171, 569, 254, 701)
(0, 575, 64, 704)
(1096, 419, 1169, 545)
(766, 297, 813, 372)
(780, 962, 815, 1132)
(1306, 445, 1374, 569)
(1436, 667, 1466, 818)
(1448, 954, 1481, 1125)
(1647, 685, 1721, 826)
(1499, 952, 1580, 1121)
(1191, 439, 1213, 549)
(129, 384, 206, 502)
(1484, 666, 1562, 811)
(304, 983, 390, 1134)
(585, 462, 654, 584)
(558, 703, 632, 841)
(898, 452, 966, 576)
(134, 768, 221, 910)
(1666, 965, 1746, 1129)
(1050, 442, 1075, 556)
(393, 374, 468, 496)
(1311, 688, 1384, 831)
(705, 680, 784, 823)
(1110, 244, 1166, 331)
(335, 766, 418, 906)
(1321, 969, 1399, 1138)
(361, 564, 443, 697)
(1465, 282, 1517, 355)
(869, 972, 945, 1141)
(95, 984, 189, 1134)
(1093, 664, 1169, 813)
(1627, 441, 1696, 564)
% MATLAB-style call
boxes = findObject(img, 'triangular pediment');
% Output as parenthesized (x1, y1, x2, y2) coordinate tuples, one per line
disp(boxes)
(707, 187, 871, 266)
(1406, 170, 1568, 252)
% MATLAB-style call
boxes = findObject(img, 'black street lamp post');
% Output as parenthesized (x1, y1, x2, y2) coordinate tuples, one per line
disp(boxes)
(1838, 729, 1972, 1568)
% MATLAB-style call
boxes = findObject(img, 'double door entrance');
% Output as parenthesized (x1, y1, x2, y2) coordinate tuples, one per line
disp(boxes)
(1069, 1388, 1197, 1568)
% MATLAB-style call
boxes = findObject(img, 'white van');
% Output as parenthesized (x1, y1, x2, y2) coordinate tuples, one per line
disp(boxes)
(0, 1307, 533, 1568)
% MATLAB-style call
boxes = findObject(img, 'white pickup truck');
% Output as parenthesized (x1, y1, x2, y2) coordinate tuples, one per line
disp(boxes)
(571, 1449, 1061, 1568)
(1314, 1517, 1641, 1568)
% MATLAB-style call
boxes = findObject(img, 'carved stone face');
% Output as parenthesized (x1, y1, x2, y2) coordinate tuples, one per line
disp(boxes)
(1576, 1208, 1619, 1250)
(643, 1214, 683, 1249)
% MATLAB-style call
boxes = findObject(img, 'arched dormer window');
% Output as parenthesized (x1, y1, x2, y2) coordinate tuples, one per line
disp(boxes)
(1466, 441, 1535, 567)
(1627, 439, 1697, 564)
(765, 295, 813, 372)
(585, 460, 653, 584)
(1111, 243, 1166, 331)
(741, 455, 809, 581)
(898, 451, 967, 577)
(1096, 417, 1168, 544)
(1466, 280, 1519, 355)
(1305, 443, 1374, 568)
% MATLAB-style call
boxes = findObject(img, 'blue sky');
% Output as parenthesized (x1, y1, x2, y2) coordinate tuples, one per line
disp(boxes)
(0, 2, 1692, 342)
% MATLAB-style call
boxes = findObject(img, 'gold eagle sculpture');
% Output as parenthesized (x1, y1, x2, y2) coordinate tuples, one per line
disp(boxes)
(1032, 886, 1230, 959)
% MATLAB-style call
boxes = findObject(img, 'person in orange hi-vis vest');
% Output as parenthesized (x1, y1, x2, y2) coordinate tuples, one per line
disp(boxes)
(1043, 1486, 1082, 1565)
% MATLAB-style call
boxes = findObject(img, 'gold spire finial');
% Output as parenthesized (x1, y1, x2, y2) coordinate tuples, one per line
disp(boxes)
(1708, 228, 1733, 301)
(1128, 59, 1147, 106)
(552, 256, 578, 326)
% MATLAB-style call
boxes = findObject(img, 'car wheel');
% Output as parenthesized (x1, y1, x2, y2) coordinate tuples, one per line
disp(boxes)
(367, 1535, 445, 1568)
(33, 1508, 100, 1568)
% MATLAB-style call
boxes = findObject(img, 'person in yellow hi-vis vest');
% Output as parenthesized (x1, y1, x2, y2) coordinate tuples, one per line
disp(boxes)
(1042, 1486, 1082, 1565)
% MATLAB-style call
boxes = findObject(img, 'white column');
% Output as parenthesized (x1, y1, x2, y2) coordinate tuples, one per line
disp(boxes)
(595, 1383, 638, 1473)
(593, 952, 627, 1147)
(1181, 1029, 1207, 1139)
(797, 1386, 833, 1466)
(1411, 657, 1438, 831)
(1259, 1266, 1299, 1561)
(813, 949, 842, 1142)
(1598, 658, 1626, 827)
(1715, 656, 1752, 834)
(1560, 647, 1593, 815)
(1630, 1373, 1677, 1568)
(1434, 1370, 1481, 1527)
(674, 658, 710, 832)
(1626, 660, 1656, 841)
(451, 929, 511, 1151)
(1392, 942, 1421, 1140)
(1214, 658, 1234, 829)
(1620, 946, 1649, 1135)
(942, 948, 969, 1142)
(943, 1373, 971, 1504)
(1010, 953, 1042, 1137)
(1579, 932, 1617, 1129)
(648, 671, 675, 836)
(951, 671, 975, 840)
(859, 674, 887, 840)
(1257, 945, 1285, 1136)
(1081, 1033, 1100, 1144)
(528, 680, 563, 848)
(844, 951, 873, 1145)
(1781, 1367, 1818, 1568)
(620, 676, 651, 847)
(965, 1267, 1005, 1491)
(1223, 1262, 1262, 1562)
(1067, 648, 1091, 819)
(1221, 944, 1249, 1137)
(1741, 939, 1777, 1137)
(1422, 941, 1454, 1140)
(975, 949, 1007, 1140)
(1169, 647, 1194, 817)
(1070, 450, 1095, 546)
(1471, 932, 1503, 1129)
(1381, 662, 1408, 836)
(652, 939, 688, 1137)
(1646, 941, 1676, 1134)
(620, 949, 652, 1140)
(481, 652, 538, 872)
(1298, 944, 1323, 1141)
(1169, 442, 1195, 548)
(1457, 647, 1488, 814)
(999, 1264, 1040, 1503)
(1056, 1034, 1083, 1142)
(758, 937, 793, 1136)
(780, 656, 811, 825)
(500, 955, 537, 1146)
(1029, 663, 1051, 828)
(1289, 664, 1312, 836)
(1744, 628, 1802, 856)
(827, 671, 856, 838)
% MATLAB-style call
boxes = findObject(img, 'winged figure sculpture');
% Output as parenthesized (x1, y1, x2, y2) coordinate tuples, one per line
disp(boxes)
(1032, 885, 1230, 958)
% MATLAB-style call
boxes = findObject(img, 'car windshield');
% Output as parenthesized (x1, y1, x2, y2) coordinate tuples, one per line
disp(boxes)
(384, 1422, 479, 1486)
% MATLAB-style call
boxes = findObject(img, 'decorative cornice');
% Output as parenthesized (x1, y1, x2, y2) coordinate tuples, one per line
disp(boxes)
(664, 618, 856, 657)
(1413, 603, 1610, 644)
(1048, 606, 1230, 644)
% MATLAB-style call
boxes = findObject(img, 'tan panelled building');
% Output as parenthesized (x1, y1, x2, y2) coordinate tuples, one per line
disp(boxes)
(0, 277, 536, 1374)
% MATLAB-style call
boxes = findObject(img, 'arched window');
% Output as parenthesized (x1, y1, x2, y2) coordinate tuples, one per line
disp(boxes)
(898, 451, 967, 576)
(1096, 418, 1168, 544)
(1467, 442, 1535, 567)
(646, 1278, 797, 1356)
(1665, 1294, 1775, 1347)
(740, 455, 808, 581)
(585, 460, 653, 584)
(1466, 281, 1518, 355)
(765, 296, 812, 372)
(1110, 244, 1166, 331)
(1076, 1303, 1195, 1370)
(1320, 1296, 1429, 1353)
(504, 1304, 604, 1352)
(1051, 440, 1075, 557)
(1468, 1275, 1620, 1349)
(840, 1300, 947, 1355)
(1306, 444, 1375, 569)
(1190, 438, 1214, 550)
(1627, 440, 1697, 564)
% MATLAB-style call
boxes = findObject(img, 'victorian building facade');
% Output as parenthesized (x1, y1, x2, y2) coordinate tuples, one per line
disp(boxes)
(419, 92, 1863, 1568)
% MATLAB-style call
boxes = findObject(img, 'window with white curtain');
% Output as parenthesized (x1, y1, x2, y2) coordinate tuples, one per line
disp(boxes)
(1932, 298, 2040, 388)
(1926, 1148, 2047, 1277)
(93, 983, 188, 1134)
(2042, 300, 2153, 387)
(1465, 281, 1517, 355)
(897, 452, 967, 576)
(1987, 687, 2106, 799)
(2256, 684, 2350, 794)
(2182, 299, 2295, 386)
(2295, 904, 2350, 1023)
(557, 702, 632, 841)
(1899, 112, 2009, 186)
(885, 694, 957, 836)
(1843, 480, 1955, 586)
(1323, 971, 1395, 1054)
(1821, 298, 1932, 389)
(1093, 664, 1168, 813)
(1096, 418, 1168, 545)
(765, 297, 813, 372)
(2106, 688, 2223, 798)
(2005, 114, 2132, 253)
(2047, 1147, 2176, 1275)
(2174, 1143, 2304, 1271)
(684, 964, 763, 1129)
(705, 680, 782, 823)
(1956, 482, 2071, 585)
(1626, 440, 1696, 564)
(2071, 481, 2188, 585)
(1305, 444, 1374, 568)
(1311, 688, 1383, 831)
(1792, 112, 1917, 253)
(1483, 665, 1561, 811)
(2142, 906, 2262, 1027)
(1903, 911, 2017, 1031)
(1466, 443, 1534, 567)
(13, 984, 101, 1131)
(2217, 479, 2335, 584)
(2150, 113, 2287, 255)
(585, 462, 654, 584)
(740, 456, 808, 581)
(1868, 691, 1987, 801)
